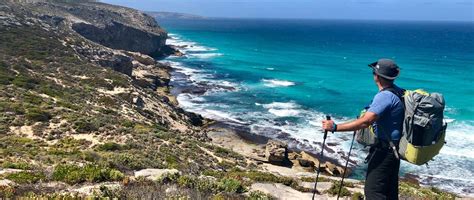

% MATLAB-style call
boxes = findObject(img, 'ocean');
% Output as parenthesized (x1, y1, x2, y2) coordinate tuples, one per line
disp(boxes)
(157, 18, 474, 195)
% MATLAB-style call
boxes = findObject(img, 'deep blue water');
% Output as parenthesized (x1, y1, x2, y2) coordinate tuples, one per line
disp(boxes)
(158, 18, 474, 195)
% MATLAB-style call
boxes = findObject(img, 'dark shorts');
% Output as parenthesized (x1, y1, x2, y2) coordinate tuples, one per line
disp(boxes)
(365, 146, 400, 200)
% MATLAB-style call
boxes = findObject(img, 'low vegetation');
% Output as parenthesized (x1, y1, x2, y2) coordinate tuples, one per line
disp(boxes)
(399, 181, 457, 200)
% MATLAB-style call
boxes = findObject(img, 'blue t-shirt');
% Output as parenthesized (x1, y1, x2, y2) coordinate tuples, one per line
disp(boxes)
(367, 85, 404, 141)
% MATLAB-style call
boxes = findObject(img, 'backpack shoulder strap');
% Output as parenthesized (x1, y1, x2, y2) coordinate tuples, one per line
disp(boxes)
(381, 86, 405, 101)
(379, 86, 403, 160)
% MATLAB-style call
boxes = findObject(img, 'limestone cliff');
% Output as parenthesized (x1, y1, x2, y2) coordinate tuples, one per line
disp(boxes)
(5, 0, 172, 57)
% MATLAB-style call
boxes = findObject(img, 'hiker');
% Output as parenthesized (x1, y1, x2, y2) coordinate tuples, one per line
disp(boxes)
(322, 58, 404, 200)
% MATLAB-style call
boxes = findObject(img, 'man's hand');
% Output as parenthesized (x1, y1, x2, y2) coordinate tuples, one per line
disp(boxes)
(322, 119, 335, 132)
(321, 112, 378, 133)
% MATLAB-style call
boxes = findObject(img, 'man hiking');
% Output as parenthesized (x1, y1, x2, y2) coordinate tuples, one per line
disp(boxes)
(322, 58, 404, 200)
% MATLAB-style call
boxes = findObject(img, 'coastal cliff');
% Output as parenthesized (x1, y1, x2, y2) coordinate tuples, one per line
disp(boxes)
(0, 0, 459, 199)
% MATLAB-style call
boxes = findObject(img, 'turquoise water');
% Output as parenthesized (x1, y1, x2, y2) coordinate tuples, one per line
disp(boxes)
(158, 19, 474, 195)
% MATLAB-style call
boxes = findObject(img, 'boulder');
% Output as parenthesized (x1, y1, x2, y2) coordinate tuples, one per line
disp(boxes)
(301, 151, 320, 167)
(129, 52, 156, 66)
(287, 152, 301, 160)
(185, 112, 204, 126)
(134, 168, 180, 181)
(98, 54, 133, 76)
(335, 166, 352, 178)
(133, 96, 145, 109)
(265, 140, 288, 163)
(324, 161, 336, 176)
(297, 158, 315, 168)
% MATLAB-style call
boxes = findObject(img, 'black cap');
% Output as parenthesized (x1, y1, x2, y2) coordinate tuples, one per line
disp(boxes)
(368, 58, 400, 80)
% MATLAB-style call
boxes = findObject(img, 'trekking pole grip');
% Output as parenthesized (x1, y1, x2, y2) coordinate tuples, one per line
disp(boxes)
(324, 115, 331, 139)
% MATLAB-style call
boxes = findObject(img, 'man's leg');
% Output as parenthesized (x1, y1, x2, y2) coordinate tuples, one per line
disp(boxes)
(365, 149, 390, 200)
(387, 152, 400, 200)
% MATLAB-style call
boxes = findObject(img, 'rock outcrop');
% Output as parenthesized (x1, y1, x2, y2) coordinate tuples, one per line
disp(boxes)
(265, 140, 288, 164)
(5, 0, 171, 57)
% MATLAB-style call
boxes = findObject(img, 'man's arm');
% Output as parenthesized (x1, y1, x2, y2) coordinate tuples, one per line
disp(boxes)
(322, 111, 378, 132)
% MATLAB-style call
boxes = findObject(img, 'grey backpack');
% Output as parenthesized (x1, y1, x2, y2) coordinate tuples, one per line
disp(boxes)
(397, 89, 447, 165)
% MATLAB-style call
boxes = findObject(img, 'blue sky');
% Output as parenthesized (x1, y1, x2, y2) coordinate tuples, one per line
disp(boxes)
(102, 0, 473, 21)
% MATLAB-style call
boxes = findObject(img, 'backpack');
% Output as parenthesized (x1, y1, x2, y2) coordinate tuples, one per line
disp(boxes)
(357, 87, 447, 165)
(397, 89, 447, 165)
(355, 109, 377, 147)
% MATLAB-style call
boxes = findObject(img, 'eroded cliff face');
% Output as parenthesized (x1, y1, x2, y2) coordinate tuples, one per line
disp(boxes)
(10, 0, 171, 57)
(72, 22, 168, 57)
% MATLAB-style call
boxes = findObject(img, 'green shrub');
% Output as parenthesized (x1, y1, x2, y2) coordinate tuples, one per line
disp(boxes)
(74, 118, 99, 133)
(1, 161, 32, 170)
(97, 142, 126, 151)
(57, 100, 81, 110)
(23, 93, 44, 105)
(218, 178, 246, 193)
(300, 176, 330, 183)
(0, 102, 25, 114)
(121, 120, 135, 128)
(248, 190, 274, 200)
(165, 155, 179, 169)
(98, 96, 116, 107)
(12, 75, 39, 89)
(81, 151, 101, 162)
(0, 65, 14, 85)
(52, 164, 124, 184)
(351, 192, 364, 200)
(399, 181, 456, 200)
(212, 146, 244, 160)
(25, 108, 51, 122)
(326, 182, 351, 197)
(107, 153, 160, 170)
(133, 124, 153, 134)
(6, 171, 45, 184)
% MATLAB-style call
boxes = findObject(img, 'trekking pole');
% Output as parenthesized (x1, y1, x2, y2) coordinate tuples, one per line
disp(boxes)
(337, 116, 358, 200)
(312, 115, 331, 200)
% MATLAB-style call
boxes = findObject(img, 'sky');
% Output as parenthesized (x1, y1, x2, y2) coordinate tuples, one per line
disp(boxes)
(101, 0, 474, 21)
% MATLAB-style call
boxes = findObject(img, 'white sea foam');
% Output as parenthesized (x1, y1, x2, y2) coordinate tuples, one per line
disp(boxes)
(260, 102, 301, 117)
(166, 33, 217, 53)
(440, 121, 474, 159)
(268, 108, 300, 117)
(266, 67, 275, 71)
(188, 53, 223, 59)
(262, 102, 299, 109)
(262, 79, 295, 87)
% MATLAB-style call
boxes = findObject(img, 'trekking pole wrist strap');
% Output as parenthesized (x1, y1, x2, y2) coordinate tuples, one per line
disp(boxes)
(332, 123, 337, 132)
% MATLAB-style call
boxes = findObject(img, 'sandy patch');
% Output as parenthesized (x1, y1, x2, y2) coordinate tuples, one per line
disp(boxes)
(207, 127, 266, 162)
(97, 87, 129, 95)
(9, 125, 38, 139)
